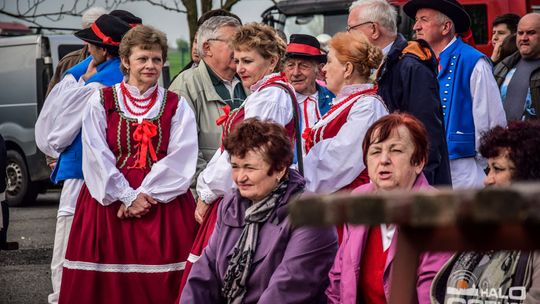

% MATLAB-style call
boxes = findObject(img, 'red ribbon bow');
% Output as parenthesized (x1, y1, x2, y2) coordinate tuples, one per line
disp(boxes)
(216, 105, 231, 126)
(302, 127, 313, 153)
(129, 120, 158, 169)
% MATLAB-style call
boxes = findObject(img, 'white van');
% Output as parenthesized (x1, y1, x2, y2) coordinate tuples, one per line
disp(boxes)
(0, 33, 83, 206)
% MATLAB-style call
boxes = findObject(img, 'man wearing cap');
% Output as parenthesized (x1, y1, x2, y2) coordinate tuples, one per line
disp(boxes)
(35, 14, 132, 304)
(169, 16, 245, 192)
(404, 0, 506, 189)
(284, 34, 334, 153)
(348, 0, 451, 186)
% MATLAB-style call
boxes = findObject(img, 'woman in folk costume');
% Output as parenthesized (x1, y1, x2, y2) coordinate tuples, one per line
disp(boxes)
(181, 119, 337, 304)
(180, 23, 302, 291)
(59, 25, 197, 303)
(303, 31, 388, 194)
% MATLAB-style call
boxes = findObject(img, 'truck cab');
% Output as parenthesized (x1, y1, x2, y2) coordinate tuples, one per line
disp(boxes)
(262, 0, 540, 56)
(0, 30, 84, 206)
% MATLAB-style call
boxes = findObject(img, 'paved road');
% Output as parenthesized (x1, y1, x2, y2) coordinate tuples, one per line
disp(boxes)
(0, 191, 59, 304)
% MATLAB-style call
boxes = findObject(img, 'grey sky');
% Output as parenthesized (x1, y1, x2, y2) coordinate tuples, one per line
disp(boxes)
(0, 0, 274, 47)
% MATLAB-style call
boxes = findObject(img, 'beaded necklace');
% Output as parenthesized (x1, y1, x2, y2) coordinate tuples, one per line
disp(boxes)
(120, 81, 159, 116)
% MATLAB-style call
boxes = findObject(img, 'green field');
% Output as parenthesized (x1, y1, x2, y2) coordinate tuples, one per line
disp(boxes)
(168, 48, 191, 79)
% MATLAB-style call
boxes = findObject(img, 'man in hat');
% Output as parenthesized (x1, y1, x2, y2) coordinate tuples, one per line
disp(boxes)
(348, 0, 451, 186)
(284, 33, 334, 147)
(494, 13, 540, 121)
(35, 14, 132, 304)
(169, 16, 245, 199)
(404, 0, 506, 189)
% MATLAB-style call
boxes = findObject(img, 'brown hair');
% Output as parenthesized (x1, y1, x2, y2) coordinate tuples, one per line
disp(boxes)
(119, 25, 168, 75)
(479, 120, 540, 181)
(224, 118, 293, 175)
(329, 31, 382, 79)
(362, 113, 429, 167)
(230, 22, 286, 72)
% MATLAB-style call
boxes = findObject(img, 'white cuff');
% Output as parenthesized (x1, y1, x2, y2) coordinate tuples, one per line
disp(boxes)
(119, 188, 139, 208)
(199, 190, 218, 205)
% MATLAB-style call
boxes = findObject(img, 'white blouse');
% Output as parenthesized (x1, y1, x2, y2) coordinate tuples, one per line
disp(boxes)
(81, 82, 198, 207)
(303, 84, 388, 194)
(35, 74, 103, 158)
(196, 73, 294, 204)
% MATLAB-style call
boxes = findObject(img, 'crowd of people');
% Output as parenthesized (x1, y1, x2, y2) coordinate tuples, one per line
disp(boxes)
(26, 0, 540, 303)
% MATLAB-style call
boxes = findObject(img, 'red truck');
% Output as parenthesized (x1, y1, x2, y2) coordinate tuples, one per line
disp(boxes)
(262, 0, 540, 56)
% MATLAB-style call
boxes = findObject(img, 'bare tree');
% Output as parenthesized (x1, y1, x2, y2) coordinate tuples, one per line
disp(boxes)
(0, 0, 241, 42)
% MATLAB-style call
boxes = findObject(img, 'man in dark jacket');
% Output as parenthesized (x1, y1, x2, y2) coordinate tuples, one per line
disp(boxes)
(348, 0, 451, 186)
(494, 13, 540, 121)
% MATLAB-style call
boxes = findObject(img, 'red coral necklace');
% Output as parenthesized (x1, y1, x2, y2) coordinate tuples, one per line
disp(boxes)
(120, 82, 159, 116)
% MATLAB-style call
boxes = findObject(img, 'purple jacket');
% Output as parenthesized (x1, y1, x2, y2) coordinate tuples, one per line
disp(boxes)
(180, 169, 338, 303)
(326, 174, 452, 304)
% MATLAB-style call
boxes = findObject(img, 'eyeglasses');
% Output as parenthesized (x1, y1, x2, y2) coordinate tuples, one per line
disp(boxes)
(347, 21, 374, 32)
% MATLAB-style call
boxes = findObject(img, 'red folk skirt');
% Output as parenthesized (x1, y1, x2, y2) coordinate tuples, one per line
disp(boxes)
(59, 184, 196, 304)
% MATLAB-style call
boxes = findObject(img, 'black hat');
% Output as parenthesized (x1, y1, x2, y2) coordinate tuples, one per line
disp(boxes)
(75, 14, 131, 48)
(110, 10, 143, 27)
(286, 34, 327, 63)
(403, 0, 471, 33)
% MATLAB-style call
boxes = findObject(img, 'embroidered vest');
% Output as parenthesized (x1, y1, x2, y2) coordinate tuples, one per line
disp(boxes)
(101, 86, 179, 188)
(51, 57, 124, 184)
(438, 38, 484, 160)
(217, 80, 297, 151)
(305, 88, 379, 191)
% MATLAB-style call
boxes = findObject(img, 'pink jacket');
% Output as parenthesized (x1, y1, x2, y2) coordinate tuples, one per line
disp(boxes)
(326, 174, 452, 304)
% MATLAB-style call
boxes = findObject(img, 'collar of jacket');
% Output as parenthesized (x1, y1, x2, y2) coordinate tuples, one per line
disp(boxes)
(221, 169, 305, 228)
(194, 60, 228, 103)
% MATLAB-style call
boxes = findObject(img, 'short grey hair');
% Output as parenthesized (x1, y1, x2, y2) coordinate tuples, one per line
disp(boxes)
(81, 7, 107, 29)
(196, 16, 241, 58)
(350, 0, 397, 34)
(435, 11, 456, 36)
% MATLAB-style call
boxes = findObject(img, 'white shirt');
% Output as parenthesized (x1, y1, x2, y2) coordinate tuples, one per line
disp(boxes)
(303, 84, 388, 194)
(196, 73, 294, 203)
(440, 37, 507, 189)
(35, 74, 104, 216)
(82, 82, 198, 207)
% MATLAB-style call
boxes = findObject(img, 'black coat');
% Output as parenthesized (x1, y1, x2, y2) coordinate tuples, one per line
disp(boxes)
(0, 134, 6, 193)
(377, 34, 452, 186)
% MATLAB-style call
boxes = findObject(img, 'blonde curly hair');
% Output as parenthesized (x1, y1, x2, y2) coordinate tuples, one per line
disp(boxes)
(329, 31, 382, 79)
(230, 22, 286, 72)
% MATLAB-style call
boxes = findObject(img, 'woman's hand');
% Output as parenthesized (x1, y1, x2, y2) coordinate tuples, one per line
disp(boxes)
(195, 198, 210, 224)
(118, 193, 158, 219)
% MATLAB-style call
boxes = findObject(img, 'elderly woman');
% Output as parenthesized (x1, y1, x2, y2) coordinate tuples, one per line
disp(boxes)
(181, 119, 337, 303)
(182, 23, 301, 285)
(431, 120, 540, 303)
(58, 25, 197, 303)
(326, 113, 451, 304)
(303, 31, 388, 194)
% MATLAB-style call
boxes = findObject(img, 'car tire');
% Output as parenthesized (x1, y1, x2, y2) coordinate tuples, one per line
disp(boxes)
(5, 150, 38, 207)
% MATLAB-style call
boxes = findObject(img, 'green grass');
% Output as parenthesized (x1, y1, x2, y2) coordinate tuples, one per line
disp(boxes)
(168, 48, 191, 79)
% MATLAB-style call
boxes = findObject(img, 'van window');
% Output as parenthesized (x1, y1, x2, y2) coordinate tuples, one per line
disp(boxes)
(283, 13, 348, 39)
(464, 4, 488, 44)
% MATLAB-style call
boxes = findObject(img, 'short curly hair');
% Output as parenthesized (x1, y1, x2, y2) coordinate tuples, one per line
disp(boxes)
(119, 25, 168, 75)
(479, 120, 540, 181)
(223, 119, 293, 176)
(230, 22, 286, 72)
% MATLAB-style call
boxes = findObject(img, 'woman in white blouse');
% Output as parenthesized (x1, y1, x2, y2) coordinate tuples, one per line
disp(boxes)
(59, 25, 197, 303)
(303, 31, 388, 195)
(180, 23, 300, 290)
